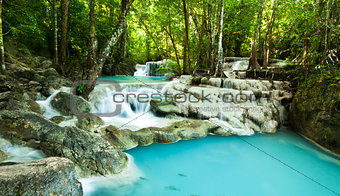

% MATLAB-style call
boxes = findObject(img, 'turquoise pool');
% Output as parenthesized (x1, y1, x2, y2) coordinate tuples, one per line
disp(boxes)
(82, 128, 340, 196)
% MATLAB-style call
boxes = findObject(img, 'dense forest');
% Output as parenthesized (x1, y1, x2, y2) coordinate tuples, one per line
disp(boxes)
(1, 0, 338, 75)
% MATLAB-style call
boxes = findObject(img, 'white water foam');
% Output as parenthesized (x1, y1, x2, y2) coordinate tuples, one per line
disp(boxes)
(79, 154, 143, 196)
(0, 138, 46, 163)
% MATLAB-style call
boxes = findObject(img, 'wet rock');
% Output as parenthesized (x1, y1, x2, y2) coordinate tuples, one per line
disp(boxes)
(51, 92, 91, 116)
(0, 157, 83, 196)
(76, 115, 104, 131)
(50, 116, 66, 124)
(0, 110, 128, 176)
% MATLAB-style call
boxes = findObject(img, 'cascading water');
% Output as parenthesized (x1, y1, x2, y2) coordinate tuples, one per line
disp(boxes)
(0, 138, 45, 163)
(134, 59, 173, 77)
(134, 64, 147, 76)
(88, 81, 184, 131)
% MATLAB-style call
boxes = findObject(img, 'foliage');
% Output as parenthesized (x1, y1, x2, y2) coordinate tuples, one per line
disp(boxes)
(1, 0, 338, 74)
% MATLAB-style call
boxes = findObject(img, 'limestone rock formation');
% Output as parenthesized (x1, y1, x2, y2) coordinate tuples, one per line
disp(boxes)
(0, 157, 83, 196)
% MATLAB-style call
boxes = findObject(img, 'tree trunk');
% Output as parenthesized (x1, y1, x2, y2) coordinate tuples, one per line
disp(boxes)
(321, 0, 333, 65)
(249, 0, 264, 70)
(209, 2, 218, 74)
(52, 0, 58, 66)
(263, 0, 277, 68)
(0, 0, 5, 71)
(81, 0, 134, 100)
(81, 0, 98, 100)
(119, 29, 127, 61)
(193, 9, 206, 75)
(97, 0, 134, 70)
(60, 0, 70, 74)
(182, 0, 190, 74)
(166, 3, 181, 75)
(165, 26, 181, 75)
(214, 0, 224, 77)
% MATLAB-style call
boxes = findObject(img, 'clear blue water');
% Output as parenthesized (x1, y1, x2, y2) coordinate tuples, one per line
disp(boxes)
(83, 128, 340, 196)
(98, 76, 168, 83)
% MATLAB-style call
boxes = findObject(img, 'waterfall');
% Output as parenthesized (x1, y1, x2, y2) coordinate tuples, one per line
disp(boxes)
(134, 59, 173, 77)
(134, 64, 147, 76)
(88, 82, 183, 130)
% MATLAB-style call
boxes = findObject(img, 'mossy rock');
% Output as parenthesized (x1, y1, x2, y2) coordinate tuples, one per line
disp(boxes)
(50, 116, 66, 124)
(0, 150, 8, 162)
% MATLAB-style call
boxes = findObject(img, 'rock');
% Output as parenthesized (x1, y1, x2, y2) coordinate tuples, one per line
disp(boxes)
(290, 80, 340, 154)
(150, 99, 182, 116)
(0, 150, 8, 162)
(179, 75, 193, 85)
(51, 92, 91, 116)
(262, 120, 278, 133)
(25, 100, 45, 114)
(0, 157, 82, 196)
(37, 68, 59, 78)
(50, 116, 66, 124)
(0, 91, 23, 102)
(76, 115, 104, 131)
(208, 78, 222, 87)
(0, 110, 128, 176)
(101, 120, 219, 150)
(40, 60, 53, 69)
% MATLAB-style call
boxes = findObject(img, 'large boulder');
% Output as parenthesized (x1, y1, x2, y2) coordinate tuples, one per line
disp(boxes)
(0, 110, 128, 176)
(51, 92, 91, 116)
(0, 157, 83, 196)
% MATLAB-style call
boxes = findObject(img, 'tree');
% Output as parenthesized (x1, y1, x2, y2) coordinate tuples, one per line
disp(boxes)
(0, 0, 5, 71)
(60, 0, 70, 74)
(249, 0, 264, 69)
(263, 0, 277, 68)
(81, 0, 135, 99)
(52, 0, 58, 66)
(215, 0, 224, 77)
(182, 0, 191, 74)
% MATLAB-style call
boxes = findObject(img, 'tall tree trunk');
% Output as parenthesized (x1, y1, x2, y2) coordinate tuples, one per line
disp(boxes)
(81, 0, 98, 100)
(321, 0, 333, 65)
(165, 26, 181, 75)
(182, 0, 190, 74)
(249, 0, 264, 69)
(60, 0, 70, 74)
(214, 0, 224, 77)
(119, 27, 127, 61)
(52, 0, 58, 66)
(263, 0, 277, 68)
(166, 2, 181, 75)
(119, 0, 128, 62)
(97, 0, 134, 69)
(81, 0, 134, 99)
(209, 2, 218, 74)
(193, 9, 206, 75)
(0, 0, 5, 71)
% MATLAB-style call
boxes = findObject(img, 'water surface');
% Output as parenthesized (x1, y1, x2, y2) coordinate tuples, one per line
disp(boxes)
(82, 128, 340, 196)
